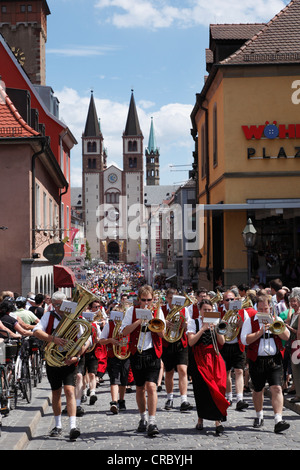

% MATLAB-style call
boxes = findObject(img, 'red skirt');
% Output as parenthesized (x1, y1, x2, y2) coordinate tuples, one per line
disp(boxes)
(192, 343, 230, 418)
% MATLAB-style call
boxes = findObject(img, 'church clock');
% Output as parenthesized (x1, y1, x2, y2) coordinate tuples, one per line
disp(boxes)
(12, 47, 26, 66)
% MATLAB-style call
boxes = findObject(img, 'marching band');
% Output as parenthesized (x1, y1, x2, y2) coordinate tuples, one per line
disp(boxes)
(1, 272, 295, 442)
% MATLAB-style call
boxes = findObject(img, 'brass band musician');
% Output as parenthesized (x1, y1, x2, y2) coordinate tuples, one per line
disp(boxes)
(33, 292, 91, 441)
(161, 288, 192, 412)
(120, 285, 165, 437)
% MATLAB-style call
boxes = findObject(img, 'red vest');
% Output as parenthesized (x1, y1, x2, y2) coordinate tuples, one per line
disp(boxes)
(161, 305, 188, 348)
(247, 314, 284, 362)
(129, 307, 163, 358)
(191, 304, 200, 319)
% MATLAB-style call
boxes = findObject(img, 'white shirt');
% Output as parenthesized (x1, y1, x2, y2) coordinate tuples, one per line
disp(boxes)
(240, 314, 277, 356)
(33, 310, 91, 344)
(120, 305, 165, 352)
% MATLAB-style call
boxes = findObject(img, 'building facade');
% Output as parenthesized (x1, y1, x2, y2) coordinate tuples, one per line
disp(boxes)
(0, 1, 76, 294)
(191, 0, 300, 289)
(82, 91, 144, 264)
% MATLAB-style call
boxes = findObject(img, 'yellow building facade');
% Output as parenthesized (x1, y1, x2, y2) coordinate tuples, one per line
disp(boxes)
(191, 2, 300, 289)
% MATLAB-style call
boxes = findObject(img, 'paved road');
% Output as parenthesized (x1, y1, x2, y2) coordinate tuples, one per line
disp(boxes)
(1, 372, 299, 453)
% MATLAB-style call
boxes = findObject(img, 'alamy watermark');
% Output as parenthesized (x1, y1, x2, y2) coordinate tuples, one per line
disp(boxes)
(95, 198, 204, 250)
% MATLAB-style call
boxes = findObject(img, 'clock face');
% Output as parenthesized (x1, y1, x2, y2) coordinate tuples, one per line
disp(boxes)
(12, 47, 26, 66)
(108, 173, 118, 183)
(107, 208, 119, 222)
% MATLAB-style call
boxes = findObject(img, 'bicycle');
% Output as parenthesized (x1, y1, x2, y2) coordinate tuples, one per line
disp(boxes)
(15, 337, 32, 404)
(29, 336, 43, 387)
(0, 331, 18, 435)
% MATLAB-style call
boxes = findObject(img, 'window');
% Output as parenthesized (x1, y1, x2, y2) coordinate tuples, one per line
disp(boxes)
(1, 6, 7, 13)
(43, 192, 47, 228)
(201, 124, 207, 178)
(87, 141, 97, 153)
(213, 103, 218, 167)
(35, 183, 41, 227)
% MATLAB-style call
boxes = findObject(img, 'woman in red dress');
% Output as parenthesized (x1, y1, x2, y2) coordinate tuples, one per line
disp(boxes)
(187, 299, 230, 435)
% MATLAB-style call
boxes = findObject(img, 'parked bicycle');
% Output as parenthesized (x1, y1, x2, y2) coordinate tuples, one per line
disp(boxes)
(0, 330, 18, 435)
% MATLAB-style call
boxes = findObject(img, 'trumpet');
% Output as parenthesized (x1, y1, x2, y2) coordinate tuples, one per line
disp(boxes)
(136, 301, 165, 353)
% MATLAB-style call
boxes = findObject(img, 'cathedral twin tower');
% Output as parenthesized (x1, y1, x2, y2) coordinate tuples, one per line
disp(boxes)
(82, 91, 160, 262)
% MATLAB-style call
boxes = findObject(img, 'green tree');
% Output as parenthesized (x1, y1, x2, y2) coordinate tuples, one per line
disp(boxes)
(85, 240, 92, 262)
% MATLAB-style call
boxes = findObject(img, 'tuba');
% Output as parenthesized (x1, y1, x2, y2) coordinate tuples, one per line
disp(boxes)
(44, 284, 99, 367)
(163, 292, 192, 343)
(210, 290, 223, 306)
(222, 297, 253, 342)
(112, 303, 131, 360)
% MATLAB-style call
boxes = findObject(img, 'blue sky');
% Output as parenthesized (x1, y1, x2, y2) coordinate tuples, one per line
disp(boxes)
(45, 0, 288, 187)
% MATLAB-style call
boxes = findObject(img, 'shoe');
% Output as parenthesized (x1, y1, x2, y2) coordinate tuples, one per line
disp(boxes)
(157, 385, 162, 392)
(253, 418, 264, 428)
(118, 399, 126, 411)
(289, 396, 300, 403)
(69, 427, 80, 440)
(236, 400, 249, 411)
(147, 423, 160, 437)
(81, 395, 87, 403)
(215, 425, 224, 436)
(195, 421, 203, 431)
(89, 395, 97, 405)
(110, 401, 118, 414)
(274, 420, 290, 433)
(137, 419, 147, 432)
(164, 399, 173, 410)
(76, 406, 85, 417)
(180, 401, 193, 412)
(49, 427, 62, 437)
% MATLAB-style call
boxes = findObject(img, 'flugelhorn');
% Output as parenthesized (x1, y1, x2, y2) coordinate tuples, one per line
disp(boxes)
(164, 292, 192, 343)
(44, 284, 99, 367)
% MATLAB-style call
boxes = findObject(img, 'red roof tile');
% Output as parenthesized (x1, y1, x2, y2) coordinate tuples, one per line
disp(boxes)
(220, 0, 300, 65)
(0, 84, 40, 138)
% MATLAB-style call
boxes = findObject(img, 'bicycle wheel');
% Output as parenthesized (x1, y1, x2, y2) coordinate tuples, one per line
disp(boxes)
(21, 361, 32, 403)
(0, 366, 10, 416)
(6, 362, 18, 410)
(36, 349, 43, 383)
(31, 352, 38, 387)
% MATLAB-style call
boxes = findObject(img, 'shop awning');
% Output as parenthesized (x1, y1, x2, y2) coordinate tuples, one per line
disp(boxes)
(201, 199, 300, 211)
(53, 265, 76, 288)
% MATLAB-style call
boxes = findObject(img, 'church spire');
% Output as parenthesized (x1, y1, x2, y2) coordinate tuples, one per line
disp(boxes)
(83, 91, 101, 137)
(145, 117, 160, 186)
(124, 90, 142, 136)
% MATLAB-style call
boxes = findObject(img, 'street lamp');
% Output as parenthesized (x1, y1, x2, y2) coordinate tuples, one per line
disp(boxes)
(242, 218, 257, 287)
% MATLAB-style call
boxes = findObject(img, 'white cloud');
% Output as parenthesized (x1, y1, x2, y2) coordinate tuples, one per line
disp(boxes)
(95, 0, 288, 29)
(55, 87, 193, 187)
(47, 45, 120, 57)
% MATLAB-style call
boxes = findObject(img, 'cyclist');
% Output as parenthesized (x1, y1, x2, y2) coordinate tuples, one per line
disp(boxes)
(14, 297, 39, 328)
(0, 299, 33, 338)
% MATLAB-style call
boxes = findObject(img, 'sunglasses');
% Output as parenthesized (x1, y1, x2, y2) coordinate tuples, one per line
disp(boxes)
(224, 298, 234, 302)
(140, 298, 153, 302)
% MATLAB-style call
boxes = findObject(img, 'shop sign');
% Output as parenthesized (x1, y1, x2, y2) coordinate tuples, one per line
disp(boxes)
(242, 121, 300, 159)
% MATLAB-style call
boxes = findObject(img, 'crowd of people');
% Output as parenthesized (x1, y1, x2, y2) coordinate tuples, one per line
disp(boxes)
(0, 266, 299, 442)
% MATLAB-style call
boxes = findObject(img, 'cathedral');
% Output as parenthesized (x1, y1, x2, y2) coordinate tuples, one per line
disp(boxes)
(82, 90, 161, 263)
